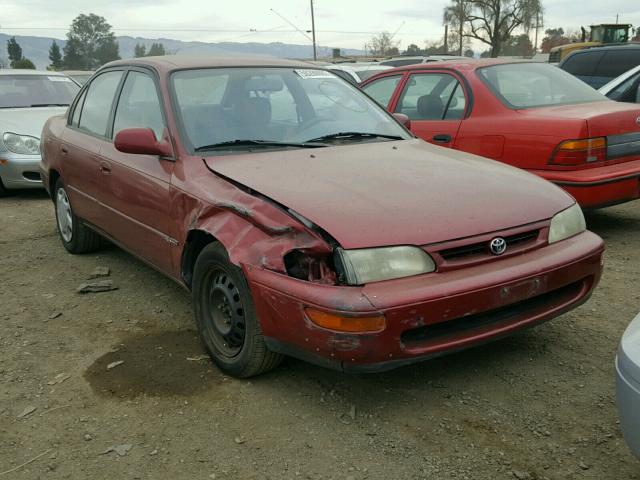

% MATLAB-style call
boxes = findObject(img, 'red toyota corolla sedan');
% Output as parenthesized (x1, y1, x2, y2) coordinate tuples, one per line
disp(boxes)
(40, 56, 604, 377)
(361, 59, 640, 209)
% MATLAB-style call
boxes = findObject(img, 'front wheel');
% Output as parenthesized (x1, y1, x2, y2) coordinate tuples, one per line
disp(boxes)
(192, 242, 283, 378)
(0, 177, 10, 197)
(54, 179, 102, 254)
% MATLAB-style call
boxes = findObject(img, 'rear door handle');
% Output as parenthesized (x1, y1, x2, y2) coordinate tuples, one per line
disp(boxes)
(433, 134, 452, 143)
(99, 161, 112, 175)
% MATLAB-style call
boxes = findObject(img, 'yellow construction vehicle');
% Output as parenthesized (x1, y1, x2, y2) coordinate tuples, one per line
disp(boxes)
(549, 24, 632, 62)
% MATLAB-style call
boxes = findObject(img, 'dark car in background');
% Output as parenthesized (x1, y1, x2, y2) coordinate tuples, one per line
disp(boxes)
(559, 44, 640, 89)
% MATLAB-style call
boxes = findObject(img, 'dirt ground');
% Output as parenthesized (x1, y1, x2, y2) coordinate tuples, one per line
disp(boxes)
(1, 190, 639, 480)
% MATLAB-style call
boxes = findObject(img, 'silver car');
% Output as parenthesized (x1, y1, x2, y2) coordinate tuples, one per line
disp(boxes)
(598, 65, 640, 104)
(616, 312, 640, 458)
(0, 70, 79, 195)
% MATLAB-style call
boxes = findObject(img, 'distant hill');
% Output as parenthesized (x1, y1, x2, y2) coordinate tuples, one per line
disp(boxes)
(0, 33, 364, 70)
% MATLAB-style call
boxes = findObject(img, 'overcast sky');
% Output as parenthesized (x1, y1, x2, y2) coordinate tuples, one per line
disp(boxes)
(0, 0, 639, 51)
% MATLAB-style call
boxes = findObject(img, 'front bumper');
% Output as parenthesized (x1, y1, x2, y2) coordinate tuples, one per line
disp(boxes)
(246, 231, 604, 372)
(530, 158, 640, 209)
(0, 152, 43, 190)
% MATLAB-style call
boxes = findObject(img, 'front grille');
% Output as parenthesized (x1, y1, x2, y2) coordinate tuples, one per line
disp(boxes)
(401, 279, 586, 346)
(549, 51, 561, 63)
(22, 171, 41, 181)
(439, 230, 539, 262)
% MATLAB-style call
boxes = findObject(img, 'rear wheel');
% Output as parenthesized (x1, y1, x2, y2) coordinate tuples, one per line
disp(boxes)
(54, 179, 102, 254)
(192, 242, 283, 378)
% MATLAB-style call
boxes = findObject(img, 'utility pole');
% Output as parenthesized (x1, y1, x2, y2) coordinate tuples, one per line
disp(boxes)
(310, 0, 317, 60)
(534, 10, 540, 54)
(444, 24, 449, 54)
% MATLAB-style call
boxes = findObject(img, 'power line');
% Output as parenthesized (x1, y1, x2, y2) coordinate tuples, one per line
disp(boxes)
(0, 25, 445, 36)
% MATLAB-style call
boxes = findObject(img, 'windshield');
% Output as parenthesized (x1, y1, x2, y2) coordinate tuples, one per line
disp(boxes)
(478, 63, 607, 109)
(0, 75, 79, 108)
(171, 67, 410, 153)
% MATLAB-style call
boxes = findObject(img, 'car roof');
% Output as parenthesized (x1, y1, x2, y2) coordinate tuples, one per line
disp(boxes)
(565, 43, 640, 55)
(328, 64, 391, 72)
(389, 58, 532, 72)
(102, 55, 318, 73)
(0, 69, 68, 76)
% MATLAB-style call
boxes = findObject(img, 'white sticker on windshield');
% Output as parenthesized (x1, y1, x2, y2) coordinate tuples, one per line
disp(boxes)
(48, 76, 72, 82)
(294, 69, 335, 79)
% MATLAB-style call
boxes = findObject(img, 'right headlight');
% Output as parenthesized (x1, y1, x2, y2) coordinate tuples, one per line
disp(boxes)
(336, 246, 436, 285)
(548, 203, 586, 244)
(3, 132, 40, 155)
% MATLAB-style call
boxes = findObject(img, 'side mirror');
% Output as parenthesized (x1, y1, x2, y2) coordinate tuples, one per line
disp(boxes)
(114, 128, 173, 157)
(392, 113, 411, 130)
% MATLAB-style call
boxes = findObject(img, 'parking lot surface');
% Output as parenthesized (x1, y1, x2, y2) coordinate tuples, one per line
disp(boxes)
(1, 191, 639, 479)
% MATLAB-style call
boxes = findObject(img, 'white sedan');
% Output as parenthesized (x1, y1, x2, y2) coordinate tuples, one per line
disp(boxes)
(598, 65, 640, 103)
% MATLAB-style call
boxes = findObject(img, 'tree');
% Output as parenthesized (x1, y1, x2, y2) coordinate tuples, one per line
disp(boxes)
(539, 27, 580, 53)
(404, 43, 424, 55)
(465, 0, 543, 57)
(134, 43, 146, 57)
(49, 41, 63, 70)
(7, 37, 23, 67)
(12, 58, 36, 69)
(63, 13, 120, 70)
(147, 43, 166, 56)
(500, 33, 535, 57)
(368, 32, 400, 56)
(444, 0, 472, 55)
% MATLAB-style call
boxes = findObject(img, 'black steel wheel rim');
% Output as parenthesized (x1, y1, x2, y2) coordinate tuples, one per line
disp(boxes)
(204, 269, 246, 358)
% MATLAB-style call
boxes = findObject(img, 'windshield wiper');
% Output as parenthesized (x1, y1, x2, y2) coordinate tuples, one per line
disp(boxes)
(30, 103, 69, 107)
(306, 132, 404, 143)
(195, 139, 327, 152)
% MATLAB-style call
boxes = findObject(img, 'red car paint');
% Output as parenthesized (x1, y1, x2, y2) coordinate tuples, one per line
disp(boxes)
(361, 59, 640, 209)
(40, 56, 604, 372)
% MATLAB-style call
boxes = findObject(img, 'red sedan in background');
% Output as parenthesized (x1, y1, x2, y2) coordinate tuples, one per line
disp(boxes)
(361, 59, 640, 209)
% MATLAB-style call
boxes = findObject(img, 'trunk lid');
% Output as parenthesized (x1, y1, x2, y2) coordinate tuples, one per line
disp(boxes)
(521, 101, 640, 160)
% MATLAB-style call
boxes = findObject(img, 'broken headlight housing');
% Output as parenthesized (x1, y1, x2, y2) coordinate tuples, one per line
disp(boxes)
(336, 246, 436, 285)
(3, 132, 40, 155)
(548, 203, 586, 244)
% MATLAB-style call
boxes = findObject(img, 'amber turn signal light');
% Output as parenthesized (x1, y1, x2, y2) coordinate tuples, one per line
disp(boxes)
(305, 308, 386, 333)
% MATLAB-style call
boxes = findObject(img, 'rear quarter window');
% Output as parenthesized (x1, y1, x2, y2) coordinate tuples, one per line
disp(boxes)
(561, 51, 604, 76)
(595, 49, 640, 78)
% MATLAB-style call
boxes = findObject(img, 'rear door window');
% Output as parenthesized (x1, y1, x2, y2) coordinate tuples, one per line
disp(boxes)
(396, 73, 466, 120)
(561, 51, 604, 76)
(362, 75, 402, 107)
(78, 71, 123, 137)
(596, 49, 640, 78)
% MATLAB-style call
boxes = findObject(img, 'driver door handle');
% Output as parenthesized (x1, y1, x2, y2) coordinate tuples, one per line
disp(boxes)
(433, 134, 452, 143)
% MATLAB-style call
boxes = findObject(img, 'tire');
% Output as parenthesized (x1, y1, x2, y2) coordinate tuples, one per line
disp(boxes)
(54, 178, 102, 254)
(0, 177, 10, 197)
(192, 242, 283, 378)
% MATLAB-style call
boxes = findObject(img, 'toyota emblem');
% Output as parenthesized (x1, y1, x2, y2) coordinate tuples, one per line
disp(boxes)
(489, 237, 507, 256)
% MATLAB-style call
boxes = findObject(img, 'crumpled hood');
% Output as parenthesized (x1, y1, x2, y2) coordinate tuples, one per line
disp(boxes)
(205, 139, 574, 248)
(0, 107, 68, 139)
